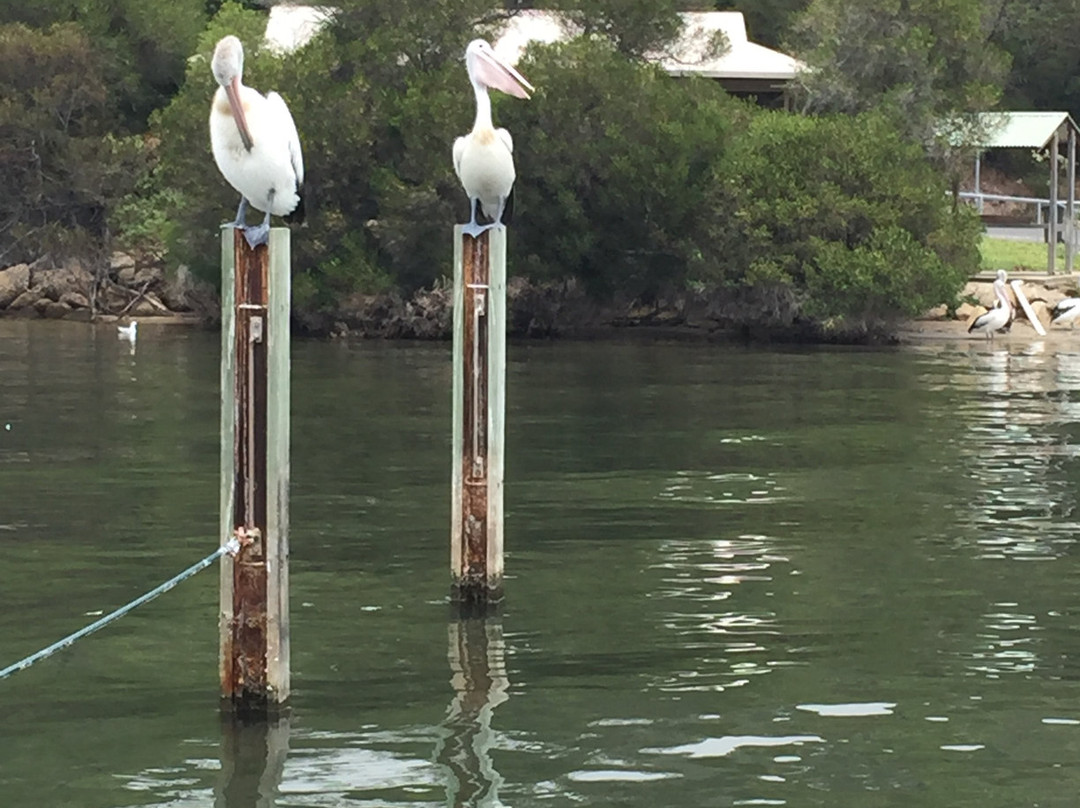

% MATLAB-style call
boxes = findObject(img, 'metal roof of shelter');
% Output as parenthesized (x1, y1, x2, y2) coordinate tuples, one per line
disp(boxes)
(975, 111, 1079, 150)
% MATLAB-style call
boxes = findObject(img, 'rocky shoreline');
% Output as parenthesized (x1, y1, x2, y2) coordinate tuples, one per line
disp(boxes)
(0, 252, 217, 323)
(3, 255, 1077, 344)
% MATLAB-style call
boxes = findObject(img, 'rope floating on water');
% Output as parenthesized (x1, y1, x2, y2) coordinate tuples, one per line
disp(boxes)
(0, 538, 241, 681)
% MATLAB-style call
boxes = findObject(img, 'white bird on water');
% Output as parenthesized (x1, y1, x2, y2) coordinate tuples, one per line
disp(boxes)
(453, 39, 534, 237)
(1050, 297, 1080, 328)
(209, 35, 304, 248)
(117, 321, 137, 342)
(968, 270, 1012, 339)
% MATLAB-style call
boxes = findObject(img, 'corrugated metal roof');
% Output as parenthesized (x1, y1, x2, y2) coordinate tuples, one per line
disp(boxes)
(977, 111, 1078, 149)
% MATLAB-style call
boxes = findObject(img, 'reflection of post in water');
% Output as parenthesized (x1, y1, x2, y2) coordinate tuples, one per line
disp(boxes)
(215, 713, 291, 808)
(437, 618, 510, 807)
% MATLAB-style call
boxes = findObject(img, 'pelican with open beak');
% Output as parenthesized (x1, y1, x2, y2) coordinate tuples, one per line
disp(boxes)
(210, 35, 304, 248)
(453, 39, 534, 238)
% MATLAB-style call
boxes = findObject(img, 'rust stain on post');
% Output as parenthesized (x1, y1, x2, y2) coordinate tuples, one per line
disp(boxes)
(224, 229, 270, 707)
(459, 232, 491, 604)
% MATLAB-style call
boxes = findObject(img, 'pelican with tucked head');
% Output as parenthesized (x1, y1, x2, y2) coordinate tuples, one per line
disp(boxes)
(453, 39, 534, 238)
(1051, 297, 1080, 328)
(968, 270, 1012, 340)
(209, 35, 304, 248)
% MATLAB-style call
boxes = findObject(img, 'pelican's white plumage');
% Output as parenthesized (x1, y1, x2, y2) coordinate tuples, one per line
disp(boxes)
(1051, 297, 1080, 327)
(968, 270, 1012, 339)
(210, 35, 304, 247)
(453, 39, 534, 237)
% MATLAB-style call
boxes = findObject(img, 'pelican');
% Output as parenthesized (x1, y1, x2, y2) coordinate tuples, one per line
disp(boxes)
(1050, 297, 1080, 328)
(210, 35, 304, 248)
(968, 270, 1012, 339)
(453, 39, 534, 237)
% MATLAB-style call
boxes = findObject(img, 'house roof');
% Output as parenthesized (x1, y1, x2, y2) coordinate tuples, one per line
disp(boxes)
(263, 6, 804, 83)
(493, 10, 804, 81)
(975, 111, 1079, 150)
(264, 4, 335, 54)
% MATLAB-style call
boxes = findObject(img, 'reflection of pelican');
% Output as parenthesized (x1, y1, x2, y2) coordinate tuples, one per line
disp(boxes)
(436, 618, 509, 807)
(1051, 297, 1080, 328)
(215, 713, 290, 808)
(969, 270, 1012, 339)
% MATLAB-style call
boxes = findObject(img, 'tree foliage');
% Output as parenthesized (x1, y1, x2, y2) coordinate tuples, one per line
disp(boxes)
(0, 22, 147, 264)
(789, 0, 1009, 146)
(503, 39, 744, 298)
(0, 0, 1009, 338)
(726, 111, 979, 325)
(988, 0, 1080, 119)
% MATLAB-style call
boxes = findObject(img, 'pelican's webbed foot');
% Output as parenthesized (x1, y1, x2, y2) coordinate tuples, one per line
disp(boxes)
(242, 211, 272, 248)
(460, 197, 496, 238)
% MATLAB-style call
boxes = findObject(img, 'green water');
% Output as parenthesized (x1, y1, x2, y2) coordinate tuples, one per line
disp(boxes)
(3, 320, 1080, 806)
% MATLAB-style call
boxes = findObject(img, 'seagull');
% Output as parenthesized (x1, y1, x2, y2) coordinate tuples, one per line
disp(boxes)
(117, 321, 137, 341)
(453, 39, 534, 238)
(209, 35, 304, 248)
(968, 270, 1012, 340)
(1050, 297, 1080, 328)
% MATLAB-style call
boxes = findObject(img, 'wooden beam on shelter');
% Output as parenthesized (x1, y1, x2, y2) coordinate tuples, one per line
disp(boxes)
(1068, 128, 1076, 274)
(1049, 131, 1060, 274)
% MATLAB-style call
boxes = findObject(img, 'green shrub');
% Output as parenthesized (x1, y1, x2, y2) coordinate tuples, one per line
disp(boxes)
(727, 110, 979, 325)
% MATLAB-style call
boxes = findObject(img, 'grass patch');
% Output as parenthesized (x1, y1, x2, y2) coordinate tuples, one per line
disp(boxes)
(980, 236, 1065, 271)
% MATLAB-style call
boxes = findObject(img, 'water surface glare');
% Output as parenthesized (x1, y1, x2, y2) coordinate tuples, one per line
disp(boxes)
(3, 321, 1080, 805)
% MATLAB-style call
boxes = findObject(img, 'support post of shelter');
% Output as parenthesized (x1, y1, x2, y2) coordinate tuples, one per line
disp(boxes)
(451, 226, 506, 614)
(219, 226, 291, 714)
(1049, 131, 1060, 274)
(974, 153, 983, 214)
(1068, 128, 1076, 274)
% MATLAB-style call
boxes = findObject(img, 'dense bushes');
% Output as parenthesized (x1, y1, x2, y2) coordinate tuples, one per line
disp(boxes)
(1, 1, 989, 338)
(725, 112, 980, 327)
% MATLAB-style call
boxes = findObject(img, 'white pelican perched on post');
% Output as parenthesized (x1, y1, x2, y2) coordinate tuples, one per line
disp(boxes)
(453, 39, 534, 238)
(968, 270, 1012, 339)
(210, 35, 304, 248)
(1050, 297, 1080, 328)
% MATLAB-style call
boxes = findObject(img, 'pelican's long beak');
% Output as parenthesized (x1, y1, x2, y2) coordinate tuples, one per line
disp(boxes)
(475, 50, 534, 99)
(225, 76, 254, 151)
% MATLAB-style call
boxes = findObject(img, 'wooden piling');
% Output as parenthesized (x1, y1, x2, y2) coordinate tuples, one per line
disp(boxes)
(451, 226, 507, 611)
(220, 227, 291, 713)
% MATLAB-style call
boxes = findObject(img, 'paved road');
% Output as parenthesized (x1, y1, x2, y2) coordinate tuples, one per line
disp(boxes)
(986, 225, 1046, 243)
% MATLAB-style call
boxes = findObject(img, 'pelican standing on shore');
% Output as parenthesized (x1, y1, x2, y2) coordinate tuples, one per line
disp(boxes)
(968, 270, 1012, 339)
(210, 35, 304, 248)
(453, 39, 534, 237)
(1051, 297, 1080, 328)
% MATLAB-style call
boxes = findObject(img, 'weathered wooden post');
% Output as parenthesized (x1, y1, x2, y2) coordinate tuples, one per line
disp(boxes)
(1067, 126, 1076, 274)
(451, 227, 507, 611)
(1049, 130, 1060, 274)
(220, 227, 291, 713)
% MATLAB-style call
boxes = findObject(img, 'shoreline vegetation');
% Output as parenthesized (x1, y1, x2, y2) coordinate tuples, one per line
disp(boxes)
(3, 246, 1077, 345)
(3, 2, 1077, 344)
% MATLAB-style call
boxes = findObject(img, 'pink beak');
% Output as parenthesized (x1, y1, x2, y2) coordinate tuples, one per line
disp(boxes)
(225, 76, 254, 151)
(474, 50, 534, 99)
